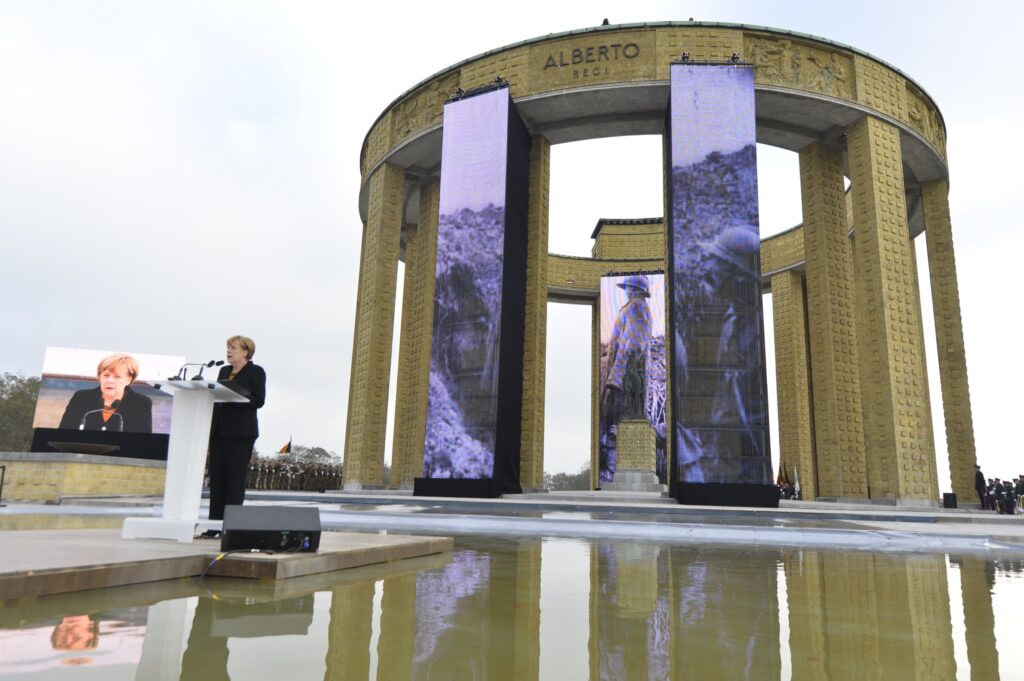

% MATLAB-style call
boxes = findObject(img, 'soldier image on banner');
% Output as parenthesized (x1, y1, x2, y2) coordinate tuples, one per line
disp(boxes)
(598, 273, 667, 484)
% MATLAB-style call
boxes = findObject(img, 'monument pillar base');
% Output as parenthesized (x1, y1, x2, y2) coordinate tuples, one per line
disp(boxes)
(604, 419, 664, 492)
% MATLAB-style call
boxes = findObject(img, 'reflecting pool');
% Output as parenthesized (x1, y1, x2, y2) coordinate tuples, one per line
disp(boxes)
(1, 532, 1023, 680)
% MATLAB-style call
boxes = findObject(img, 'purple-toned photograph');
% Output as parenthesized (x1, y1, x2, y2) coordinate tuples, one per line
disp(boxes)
(666, 64, 771, 486)
(598, 273, 667, 484)
(422, 89, 510, 479)
(413, 551, 491, 669)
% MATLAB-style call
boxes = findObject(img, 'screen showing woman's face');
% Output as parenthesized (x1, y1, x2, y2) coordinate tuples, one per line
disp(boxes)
(98, 366, 131, 402)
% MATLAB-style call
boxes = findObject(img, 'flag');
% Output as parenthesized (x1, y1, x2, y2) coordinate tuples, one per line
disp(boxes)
(278, 437, 292, 455)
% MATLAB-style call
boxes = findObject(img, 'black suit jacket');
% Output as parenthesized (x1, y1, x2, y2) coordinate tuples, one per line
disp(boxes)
(210, 362, 266, 439)
(58, 386, 154, 433)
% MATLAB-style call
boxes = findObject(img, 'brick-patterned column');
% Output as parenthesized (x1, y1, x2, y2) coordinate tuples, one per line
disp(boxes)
(343, 162, 405, 489)
(389, 178, 440, 488)
(783, 551, 828, 681)
(770, 270, 817, 498)
(520, 136, 551, 491)
(591, 302, 601, 490)
(323, 581, 375, 680)
(922, 179, 978, 503)
(954, 558, 1000, 680)
(821, 552, 881, 679)
(377, 573, 416, 679)
(799, 142, 866, 499)
(509, 539, 541, 680)
(847, 117, 937, 503)
(909, 238, 940, 497)
(903, 556, 956, 680)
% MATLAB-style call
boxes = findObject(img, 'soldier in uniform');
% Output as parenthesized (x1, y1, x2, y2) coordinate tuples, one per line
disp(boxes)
(676, 225, 768, 484)
(600, 274, 654, 483)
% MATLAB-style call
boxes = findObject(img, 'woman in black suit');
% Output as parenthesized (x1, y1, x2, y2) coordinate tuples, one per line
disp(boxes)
(58, 354, 153, 433)
(207, 335, 266, 523)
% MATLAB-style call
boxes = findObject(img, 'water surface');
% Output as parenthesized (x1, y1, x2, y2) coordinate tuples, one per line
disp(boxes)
(1, 527, 1022, 679)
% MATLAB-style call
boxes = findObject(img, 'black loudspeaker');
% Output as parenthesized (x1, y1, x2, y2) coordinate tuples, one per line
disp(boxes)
(220, 505, 321, 553)
(943, 492, 957, 509)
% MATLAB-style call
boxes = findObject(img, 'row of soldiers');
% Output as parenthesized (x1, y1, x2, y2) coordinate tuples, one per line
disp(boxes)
(244, 459, 344, 492)
(976, 466, 1024, 514)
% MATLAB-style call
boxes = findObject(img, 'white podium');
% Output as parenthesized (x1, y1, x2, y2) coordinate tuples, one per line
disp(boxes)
(122, 379, 249, 542)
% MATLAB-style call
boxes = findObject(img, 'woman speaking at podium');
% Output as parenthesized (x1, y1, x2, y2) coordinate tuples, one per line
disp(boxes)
(207, 334, 266, 523)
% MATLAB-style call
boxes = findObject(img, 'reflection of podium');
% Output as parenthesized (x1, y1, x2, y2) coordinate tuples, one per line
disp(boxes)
(122, 380, 249, 542)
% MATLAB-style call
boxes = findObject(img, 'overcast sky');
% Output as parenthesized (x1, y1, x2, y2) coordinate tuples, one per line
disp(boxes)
(1, 1, 1020, 490)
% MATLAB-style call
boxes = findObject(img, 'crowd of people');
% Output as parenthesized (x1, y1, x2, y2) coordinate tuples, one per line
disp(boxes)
(975, 465, 1024, 515)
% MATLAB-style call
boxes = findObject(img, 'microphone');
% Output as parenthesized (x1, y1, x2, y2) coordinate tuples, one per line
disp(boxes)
(174, 362, 206, 380)
(192, 360, 225, 381)
(175, 360, 225, 380)
(79, 399, 123, 431)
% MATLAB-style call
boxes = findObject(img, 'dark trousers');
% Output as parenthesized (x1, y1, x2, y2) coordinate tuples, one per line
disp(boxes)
(208, 437, 255, 521)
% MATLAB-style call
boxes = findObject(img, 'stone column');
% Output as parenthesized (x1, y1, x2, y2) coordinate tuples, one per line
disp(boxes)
(770, 270, 817, 498)
(902, 556, 956, 680)
(343, 162, 405, 489)
(591, 302, 601, 491)
(520, 135, 551, 491)
(799, 141, 866, 499)
(390, 177, 440, 488)
(323, 581, 375, 680)
(954, 558, 1000, 680)
(508, 539, 542, 680)
(783, 551, 828, 681)
(377, 573, 416, 679)
(847, 116, 937, 503)
(909, 238, 941, 498)
(821, 552, 881, 679)
(922, 179, 978, 503)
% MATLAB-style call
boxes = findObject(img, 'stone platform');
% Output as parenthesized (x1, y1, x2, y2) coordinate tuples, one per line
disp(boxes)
(0, 529, 452, 600)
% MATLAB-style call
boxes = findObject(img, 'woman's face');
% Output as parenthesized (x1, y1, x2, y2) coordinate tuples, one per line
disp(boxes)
(98, 365, 131, 403)
(226, 341, 248, 365)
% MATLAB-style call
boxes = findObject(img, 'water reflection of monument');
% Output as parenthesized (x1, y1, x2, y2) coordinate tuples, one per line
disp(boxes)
(785, 552, 976, 681)
(323, 539, 542, 680)
(0, 542, 1014, 678)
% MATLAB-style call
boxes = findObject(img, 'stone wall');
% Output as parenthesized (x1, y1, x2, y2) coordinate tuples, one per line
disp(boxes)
(0, 452, 165, 502)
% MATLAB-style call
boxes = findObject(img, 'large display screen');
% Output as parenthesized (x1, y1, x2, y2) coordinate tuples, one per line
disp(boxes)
(598, 272, 667, 484)
(666, 63, 771, 485)
(422, 86, 530, 490)
(31, 346, 183, 459)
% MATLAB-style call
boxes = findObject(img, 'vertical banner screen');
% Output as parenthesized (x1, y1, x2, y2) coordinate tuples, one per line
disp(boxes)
(666, 63, 771, 486)
(422, 87, 529, 490)
(598, 272, 668, 484)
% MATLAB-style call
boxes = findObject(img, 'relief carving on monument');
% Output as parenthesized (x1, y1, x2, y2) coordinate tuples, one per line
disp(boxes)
(745, 34, 852, 100)
(905, 83, 947, 154)
(391, 72, 460, 142)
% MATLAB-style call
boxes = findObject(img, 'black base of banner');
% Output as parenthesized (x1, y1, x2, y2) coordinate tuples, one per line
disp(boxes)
(414, 477, 502, 498)
(32, 428, 168, 461)
(674, 482, 780, 508)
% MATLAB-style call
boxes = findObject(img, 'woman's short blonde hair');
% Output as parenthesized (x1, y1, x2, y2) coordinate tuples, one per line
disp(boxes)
(96, 354, 139, 383)
(227, 335, 256, 360)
